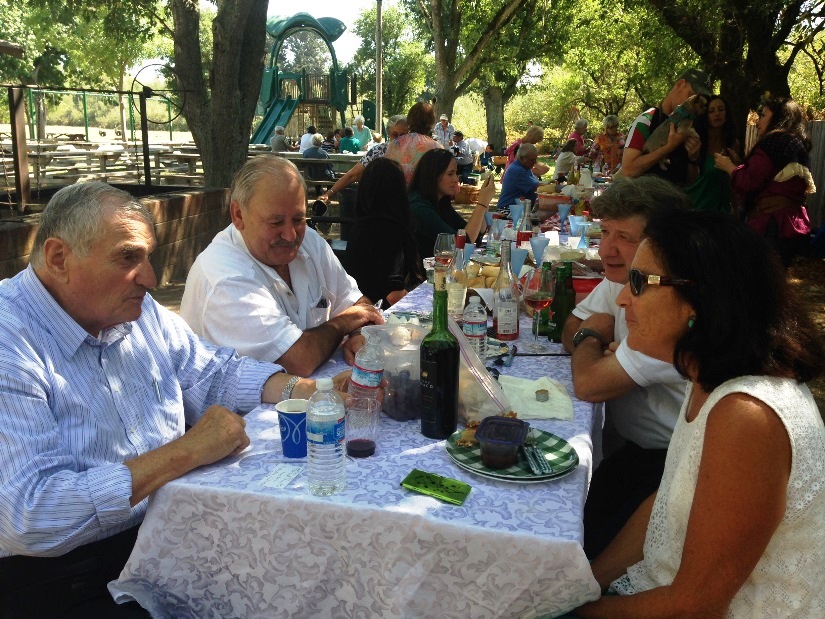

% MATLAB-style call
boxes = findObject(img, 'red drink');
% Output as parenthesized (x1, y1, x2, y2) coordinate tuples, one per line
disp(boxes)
(524, 293, 553, 311)
(346, 438, 376, 458)
(517, 230, 532, 245)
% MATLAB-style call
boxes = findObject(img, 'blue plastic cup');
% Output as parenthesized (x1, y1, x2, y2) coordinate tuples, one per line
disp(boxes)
(530, 236, 550, 266)
(275, 399, 308, 458)
(464, 242, 475, 268)
(510, 247, 529, 277)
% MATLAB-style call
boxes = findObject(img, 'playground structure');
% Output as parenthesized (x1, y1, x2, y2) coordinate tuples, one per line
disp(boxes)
(251, 13, 373, 145)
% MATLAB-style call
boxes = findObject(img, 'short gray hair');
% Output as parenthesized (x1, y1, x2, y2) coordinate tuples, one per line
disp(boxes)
(30, 181, 153, 268)
(516, 142, 538, 161)
(603, 115, 619, 130)
(273, 125, 285, 135)
(230, 155, 306, 211)
(311, 133, 324, 146)
(354, 115, 365, 125)
(590, 175, 691, 222)
(575, 118, 589, 131)
(387, 115, 407, 131)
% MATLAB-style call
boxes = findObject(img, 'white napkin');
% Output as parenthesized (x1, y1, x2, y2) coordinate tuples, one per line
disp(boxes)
(497, 375, 574, 420)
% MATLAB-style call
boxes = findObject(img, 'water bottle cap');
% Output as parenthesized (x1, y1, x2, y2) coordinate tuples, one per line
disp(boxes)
(316, 377, 334, 391)
(469, 295, 480, 302)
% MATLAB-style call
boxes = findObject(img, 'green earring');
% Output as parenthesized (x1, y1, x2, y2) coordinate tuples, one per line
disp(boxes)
(688, 317, 695, 329)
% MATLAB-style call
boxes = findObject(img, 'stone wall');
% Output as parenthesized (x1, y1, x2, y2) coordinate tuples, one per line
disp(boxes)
(0, 187, 230, 284)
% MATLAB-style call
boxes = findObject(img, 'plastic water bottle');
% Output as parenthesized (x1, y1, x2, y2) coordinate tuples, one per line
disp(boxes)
(347, 333, 384, 401)
(462, 295, 488, 360)
(307, 377, 346, 496)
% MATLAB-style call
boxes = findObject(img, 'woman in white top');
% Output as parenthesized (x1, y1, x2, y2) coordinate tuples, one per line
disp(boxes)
(554, 138, 578, 181)
(574, 209, 825, 618)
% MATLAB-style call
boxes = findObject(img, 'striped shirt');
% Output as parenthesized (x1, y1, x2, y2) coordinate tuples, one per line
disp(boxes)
(0, 267, 281, 558)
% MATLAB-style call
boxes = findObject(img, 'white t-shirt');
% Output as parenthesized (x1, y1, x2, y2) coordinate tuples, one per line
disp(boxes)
(180, 225, 363, 363)
(554, 151, 577, 179)
(572, 278, 686, 449)
(613, 376, 825, 618)
(298, 133, 314, 153)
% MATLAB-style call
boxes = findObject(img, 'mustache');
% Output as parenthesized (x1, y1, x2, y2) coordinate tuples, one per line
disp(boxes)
(270, 240, 300, 248)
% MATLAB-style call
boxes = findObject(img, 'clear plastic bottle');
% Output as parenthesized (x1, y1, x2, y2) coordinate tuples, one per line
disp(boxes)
(462, 295, 488, 360)
(347, 333, 385, 401)
(307, 377, 346, 496)
(446, 231, 467, 322)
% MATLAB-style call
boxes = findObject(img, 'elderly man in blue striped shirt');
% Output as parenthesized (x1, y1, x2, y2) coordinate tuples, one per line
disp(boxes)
(0, 182, 346, 616)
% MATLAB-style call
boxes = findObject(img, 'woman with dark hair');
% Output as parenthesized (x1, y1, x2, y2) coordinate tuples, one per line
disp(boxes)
(554, 138, 578, 182)
(386, 101, 442, 184)
(408, 148, 494, 259)
(574, 209, 825, 618)
(344, 158, 425, 308)
(686, 95, 741, 213)
(715, 95, 814, 265)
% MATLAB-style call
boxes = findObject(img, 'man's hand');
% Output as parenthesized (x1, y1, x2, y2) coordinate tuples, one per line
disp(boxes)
(330, 303, 384, 337)
(342, 333, 366, 365)
(183, 405, 250, 468)
(664, 123, 689, 152)
(580, 313, 615, 345)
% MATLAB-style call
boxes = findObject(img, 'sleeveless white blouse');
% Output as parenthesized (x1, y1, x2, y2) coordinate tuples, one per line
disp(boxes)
(611, 375, 825, 617)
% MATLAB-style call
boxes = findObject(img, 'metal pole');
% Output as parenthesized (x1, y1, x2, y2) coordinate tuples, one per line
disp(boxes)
(139, 87, 152, 186)
(82, 91, 89, 141)
(128, 93, 135, 141)
(167, 99, 173, 141)
(375, 0, 383, 133)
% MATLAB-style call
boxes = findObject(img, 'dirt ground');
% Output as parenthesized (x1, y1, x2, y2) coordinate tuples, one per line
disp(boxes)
(787, 256, 825, 413)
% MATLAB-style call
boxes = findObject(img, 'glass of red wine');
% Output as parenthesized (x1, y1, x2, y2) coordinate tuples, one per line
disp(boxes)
(433, 233, 455, 268)
(345, 398, 381, 458)
(522, 266, 554, 353)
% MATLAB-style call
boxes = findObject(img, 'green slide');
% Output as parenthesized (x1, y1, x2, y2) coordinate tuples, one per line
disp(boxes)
(250, 96, 299, 145)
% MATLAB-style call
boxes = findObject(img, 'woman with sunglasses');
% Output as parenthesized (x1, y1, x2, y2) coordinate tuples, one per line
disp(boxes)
(574, 209, 824, 618)
(714, 96, 814, 266)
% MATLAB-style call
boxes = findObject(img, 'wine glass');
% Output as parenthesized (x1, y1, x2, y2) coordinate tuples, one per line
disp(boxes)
(433, 233, 455, 268)
(557, 202, 572, 237)
(522, 267, 554, 353)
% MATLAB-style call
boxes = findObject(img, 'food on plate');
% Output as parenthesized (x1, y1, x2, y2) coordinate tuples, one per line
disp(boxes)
(480, 265, 500, 278)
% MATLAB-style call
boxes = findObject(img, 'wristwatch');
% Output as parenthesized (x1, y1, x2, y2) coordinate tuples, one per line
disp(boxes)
(573, 327, 605, 348)
(281, 375, 301, 401)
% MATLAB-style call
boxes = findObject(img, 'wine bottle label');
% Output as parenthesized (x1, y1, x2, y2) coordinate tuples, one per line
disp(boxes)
(307, 417, 345, 445)
(351, 364, 383, 389)
(433, 269, 447, 292)
(497, 303, 518, 334)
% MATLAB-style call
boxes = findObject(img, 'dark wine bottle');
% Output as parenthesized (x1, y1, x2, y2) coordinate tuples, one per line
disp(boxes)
(420, 267, 460, 439)
(547, 261, 576, 342)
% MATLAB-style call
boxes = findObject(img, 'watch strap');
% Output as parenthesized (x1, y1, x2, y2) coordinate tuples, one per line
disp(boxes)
(573, 327, 605, 348)
(281, 375, 301, 401)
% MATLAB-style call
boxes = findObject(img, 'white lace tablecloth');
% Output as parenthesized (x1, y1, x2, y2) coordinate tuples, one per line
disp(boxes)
(110, 285, 601, 618)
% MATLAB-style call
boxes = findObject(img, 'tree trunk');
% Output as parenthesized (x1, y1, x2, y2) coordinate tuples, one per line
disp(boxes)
(171, 0, 268, 188)
(483, 85, 505, 151)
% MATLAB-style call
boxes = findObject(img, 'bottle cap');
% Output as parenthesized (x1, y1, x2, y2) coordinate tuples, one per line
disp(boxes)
(316, 377, 333, 391)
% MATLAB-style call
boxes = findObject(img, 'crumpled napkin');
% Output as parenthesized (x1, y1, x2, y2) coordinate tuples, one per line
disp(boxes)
(497, 375, 574, 420)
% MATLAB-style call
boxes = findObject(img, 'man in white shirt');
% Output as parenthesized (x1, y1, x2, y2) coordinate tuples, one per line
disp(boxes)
(298, 125, 316, 153)
(433, 113, 454, 148)
(561, 175, 691, 558)
(450, 130, 474, 181)
(181, 155, 383, 377)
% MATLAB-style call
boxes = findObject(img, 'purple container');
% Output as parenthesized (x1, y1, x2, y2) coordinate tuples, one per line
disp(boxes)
(475, 416, 529, 469)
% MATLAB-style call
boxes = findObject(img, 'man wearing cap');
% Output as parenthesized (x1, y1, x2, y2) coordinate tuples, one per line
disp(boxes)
(434, 114, 454, 148)
(450, 131, 474, 181)
(298, 125, 317, 154)
(621, 68, 711, 186)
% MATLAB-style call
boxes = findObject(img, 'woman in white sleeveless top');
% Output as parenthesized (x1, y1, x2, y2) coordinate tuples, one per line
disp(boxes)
(574, 209, 824, 618)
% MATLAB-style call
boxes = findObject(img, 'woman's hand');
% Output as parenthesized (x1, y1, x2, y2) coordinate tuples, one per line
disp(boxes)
(713, 152, 737, 174)
(476, 175, 496, 207)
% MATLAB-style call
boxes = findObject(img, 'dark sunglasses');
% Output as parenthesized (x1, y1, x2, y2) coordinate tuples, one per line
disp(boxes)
(629, 268, 695, 296)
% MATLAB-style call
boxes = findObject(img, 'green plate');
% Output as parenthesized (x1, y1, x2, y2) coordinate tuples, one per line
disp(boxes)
(446, 427, 579, 483)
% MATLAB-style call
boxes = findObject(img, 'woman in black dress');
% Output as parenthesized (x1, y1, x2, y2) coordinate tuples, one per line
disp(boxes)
(344, 158, 426, 308)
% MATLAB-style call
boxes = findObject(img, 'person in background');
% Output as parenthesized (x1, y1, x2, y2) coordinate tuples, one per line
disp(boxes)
(298, 125, 316, 153)
(351, 115, 373, 149)
(504, 125, 547, 172)
(302, 133, 335, 197)
(370, 131, 384, 146)
(685, 94, 741, 214)
(479, 143, 496, 171)
(497, 143, 542, 212)
(715, 95, 814, 266)
(333, 128, 342, 151)
(588, 115, 625, 173)
(574, 209, 824, 618)
(0, 181, 355, 616)
(338, 127, 361, 154)
(450, 130, 474, 181)
(569, 118, 590, 156)
(433, 113, 455, 148)
(621, 68, 710, 186)
(386, 101, 443, 184)
(321, 131, 337, 153)
(554, 139, 578, 182)
(320, 115, 409, 203)
(408, 148, 494, 259)
(180, 156, 383, 377)
(345, 158, 426, 308)
(561, 176, 691, 560)
(270, 125, 297, 152)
